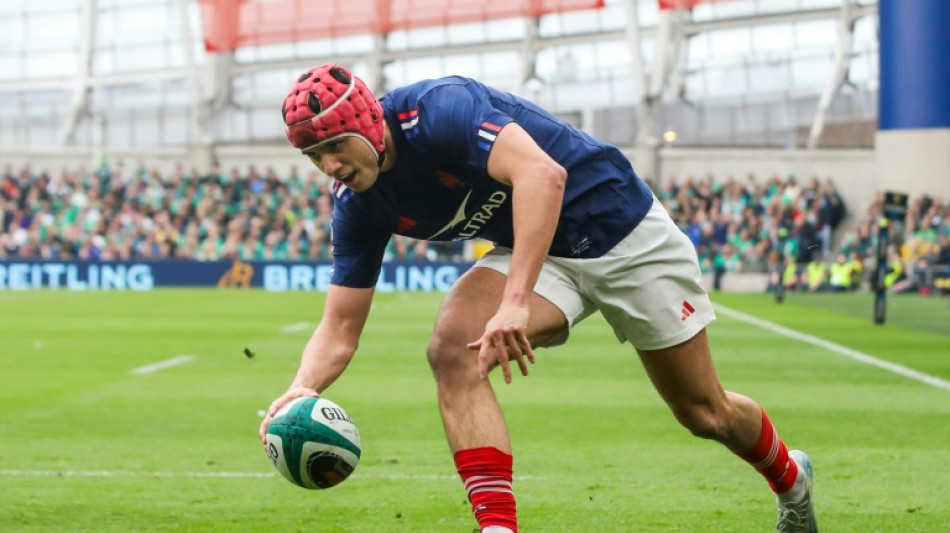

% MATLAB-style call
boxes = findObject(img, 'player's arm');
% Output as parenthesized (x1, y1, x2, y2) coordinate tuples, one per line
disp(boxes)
(291, 283, 374, 391)
(467, 122, 567, 383)
(259, 284, 374, 442)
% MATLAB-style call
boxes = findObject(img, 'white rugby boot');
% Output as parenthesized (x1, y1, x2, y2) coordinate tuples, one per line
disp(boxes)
(776, 449, 818, 533)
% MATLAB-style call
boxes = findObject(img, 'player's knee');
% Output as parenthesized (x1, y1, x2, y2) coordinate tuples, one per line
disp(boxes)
(425, 326, 471, 378)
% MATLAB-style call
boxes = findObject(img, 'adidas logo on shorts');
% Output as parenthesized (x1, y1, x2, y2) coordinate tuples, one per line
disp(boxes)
(681, 300, 695, 321)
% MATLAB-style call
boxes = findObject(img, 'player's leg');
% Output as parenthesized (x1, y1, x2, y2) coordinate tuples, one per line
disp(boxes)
(589, 197, 816, 530)
(637, 328, 777, 454)
(637, 330, 816, 532)
(428, 265, 567, 452)
(428, 265, 568, 533)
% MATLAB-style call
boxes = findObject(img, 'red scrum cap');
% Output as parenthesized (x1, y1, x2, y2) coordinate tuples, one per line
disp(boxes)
(282, 64, 385, 158)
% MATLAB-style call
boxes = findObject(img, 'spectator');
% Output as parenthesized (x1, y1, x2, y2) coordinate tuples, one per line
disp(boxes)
(804, 257, 828, 292)
(827, 253, 854, 291)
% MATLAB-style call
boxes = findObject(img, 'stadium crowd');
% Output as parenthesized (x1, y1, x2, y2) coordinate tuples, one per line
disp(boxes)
(2, 161, 948, 293)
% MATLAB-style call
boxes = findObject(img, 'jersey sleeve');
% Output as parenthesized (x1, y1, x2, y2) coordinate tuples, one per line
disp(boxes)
(411, 83, 514, 171)
(329, 195, 391, 288)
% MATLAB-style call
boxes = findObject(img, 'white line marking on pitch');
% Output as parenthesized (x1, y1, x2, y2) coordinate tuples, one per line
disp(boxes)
(281, 322, 313, 333)
(129, 355, 195, 375)
(0, 469, 545, 481)
(715, 304, 950, 392)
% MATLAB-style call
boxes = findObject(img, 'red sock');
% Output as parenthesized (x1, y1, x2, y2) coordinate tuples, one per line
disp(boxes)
(454, 447, 517, 532)
(739, 408, 799, 494)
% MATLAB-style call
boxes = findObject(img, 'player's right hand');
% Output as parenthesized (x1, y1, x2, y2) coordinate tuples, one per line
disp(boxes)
(259, 386, 319, 444)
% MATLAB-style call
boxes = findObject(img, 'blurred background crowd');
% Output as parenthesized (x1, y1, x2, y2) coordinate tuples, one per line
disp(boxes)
(2, 161, 948, 293)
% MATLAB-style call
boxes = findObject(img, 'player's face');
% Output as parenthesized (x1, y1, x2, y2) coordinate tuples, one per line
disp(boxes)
(305, 136, 379, 192)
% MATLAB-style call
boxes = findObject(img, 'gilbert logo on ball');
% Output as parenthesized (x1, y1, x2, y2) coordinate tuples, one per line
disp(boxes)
(265, 396, 361, 489)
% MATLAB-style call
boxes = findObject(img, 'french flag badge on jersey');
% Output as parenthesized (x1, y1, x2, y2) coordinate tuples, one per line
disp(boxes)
(398, 109, 420, 138)
(477, 121, 503, 151)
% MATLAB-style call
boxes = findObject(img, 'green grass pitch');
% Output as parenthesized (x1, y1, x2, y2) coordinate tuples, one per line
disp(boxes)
(1, 288, 948, 532)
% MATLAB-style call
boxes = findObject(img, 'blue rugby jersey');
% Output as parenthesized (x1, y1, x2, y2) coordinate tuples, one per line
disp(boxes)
(329, 76, 654, 287)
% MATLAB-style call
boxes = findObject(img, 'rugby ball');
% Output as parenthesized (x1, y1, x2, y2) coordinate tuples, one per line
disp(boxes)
(264, 396, 361, 489)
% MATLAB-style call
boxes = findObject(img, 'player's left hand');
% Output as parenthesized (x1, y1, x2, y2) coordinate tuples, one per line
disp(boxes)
(467, 305, 535, 383)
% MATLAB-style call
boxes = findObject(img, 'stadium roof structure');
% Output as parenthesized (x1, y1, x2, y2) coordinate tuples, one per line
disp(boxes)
(0, 0, 880, 173)
(200, 0, 606, 51)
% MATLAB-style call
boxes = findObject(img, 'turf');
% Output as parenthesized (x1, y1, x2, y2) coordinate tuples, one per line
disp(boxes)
(1, 289, 948, 532)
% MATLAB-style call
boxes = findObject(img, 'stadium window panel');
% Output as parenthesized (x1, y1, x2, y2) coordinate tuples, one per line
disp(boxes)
(484, 18, 524, 42)
(291, 38, 336, 58)
(25, 12, 80, 52)
(711, 0, 757, 19)
(610, 76, 638, 107)
(597, 1, 629, 31)
(24, 52, 77, 79)
(161, 80, 191, 108)
(23, 0, 79, 14)
(558, 10, 600, 35)
(701, 106, 735, 138)
(684, 71, 707, 100)
(537, 44, 594, 85)
(215, 109, 248, 143)
(101, 0, 169, 6)
(231, 74, 253, 107)
(709, 28, 752, 58)
(790, 55, 833, 92)
(330, 34, 374, 55)
(399, 56, 445, 83)
(406, 26, 447, 49)
(26, 123, 58, 149)
(798, 0, 842, 9)
(106, 116, 133, 147)
(479, 51, 520, 87)
(72, 119, 93, 147)
(705, 65, 748, 99)
(386, 31, 409, 51)
(687, 33, 711, 63)
(748, 62, 792, 94)
(553, 82, 614, 112)
(111, 84, 163, 112)
(755, 0, 800, 15)
(113, 5, 170, 46)
(93, 47, 114, 75)
(234, 46, 257, 63)
(752, 24, 794, 52)
(794, 19, 836, 50)
(634, 0, 659, 28)
(381, 62, 408, 90)
(250, 70, 294, 105)
(113, 45, 167, 72)
(537, 13, 563, 38)
(444, 54, 480, 77)
(0, 56, 23, 81)
(852, 15, 878, 55)
(595, 41, 632, 73)
(249, 107, 283, 141)
(445, 22, 487, 46)
(250, 42, 296, 62)
(534, 48, 559, 80)
(166, 44, 186, 69)
(690, 3, 715, 22)
(0, 1, 23, 14)
(735, 104, 768, 137)
(133, 115, 162, 147)
(849, 50, 878, 91)
(0, 13, 25, 53)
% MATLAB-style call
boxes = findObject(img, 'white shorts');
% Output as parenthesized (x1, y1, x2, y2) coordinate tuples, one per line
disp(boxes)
(475, 197, 715, 351)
